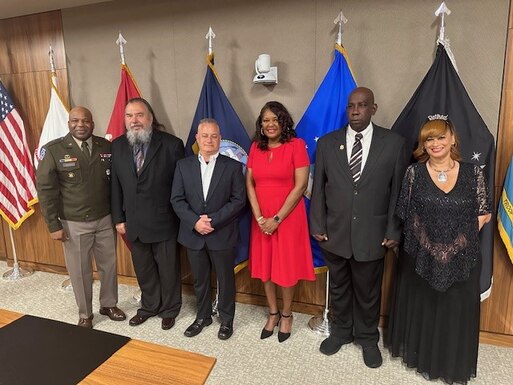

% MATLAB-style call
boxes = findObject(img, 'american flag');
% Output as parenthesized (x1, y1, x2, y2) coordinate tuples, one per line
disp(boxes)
(0, 81, 38, 229)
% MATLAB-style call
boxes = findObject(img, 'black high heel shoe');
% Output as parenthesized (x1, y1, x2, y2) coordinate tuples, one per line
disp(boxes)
(278, 313, 293, 343)
(260, 311, 281, 339)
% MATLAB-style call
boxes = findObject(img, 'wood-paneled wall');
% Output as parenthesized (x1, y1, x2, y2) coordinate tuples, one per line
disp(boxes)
(2, 6, 513, 344)
(479, 1, 513, 336)
(0, 11, 69, 272)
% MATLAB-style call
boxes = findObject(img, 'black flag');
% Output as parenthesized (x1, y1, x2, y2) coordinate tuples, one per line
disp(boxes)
(391, 43, 496, 300)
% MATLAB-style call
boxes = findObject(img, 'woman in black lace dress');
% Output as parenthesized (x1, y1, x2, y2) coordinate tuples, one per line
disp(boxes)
(387, 118, 491, 384)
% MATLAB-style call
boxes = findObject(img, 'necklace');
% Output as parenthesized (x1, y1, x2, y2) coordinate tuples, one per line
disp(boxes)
(428, 160, 456, 182)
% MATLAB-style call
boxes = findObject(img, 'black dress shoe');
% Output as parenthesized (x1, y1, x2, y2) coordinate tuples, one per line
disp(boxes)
(129, 314, 150, 326)
(161, 317, 175, 330)
(362, 345, 383, 368)
(184, 318, 213, 337)
(218, 322, 233, 340)
(319, 335, 354, 355)
(77, 315, 93, 329)
(100, 307, 126, 321)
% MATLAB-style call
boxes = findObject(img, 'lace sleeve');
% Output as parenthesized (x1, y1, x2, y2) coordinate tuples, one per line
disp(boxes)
(475, 165, 491, 215)
(396, 164, 415, 221)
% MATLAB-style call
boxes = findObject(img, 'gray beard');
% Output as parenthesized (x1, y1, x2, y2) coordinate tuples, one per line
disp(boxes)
(126, 127, 152, 146)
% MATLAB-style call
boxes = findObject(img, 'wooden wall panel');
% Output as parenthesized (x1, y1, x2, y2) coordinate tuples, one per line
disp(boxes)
(0, 11, 69, 269)
(0, 11, 66, 75)
(0, 221, 7, 260)
(480, 1, 513, 335)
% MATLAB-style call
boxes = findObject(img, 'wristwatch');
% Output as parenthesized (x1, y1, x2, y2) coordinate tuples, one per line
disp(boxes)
(273, 215, 282, 223)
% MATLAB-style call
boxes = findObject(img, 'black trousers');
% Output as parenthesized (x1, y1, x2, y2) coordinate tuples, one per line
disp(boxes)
(131, 238, 182, 318)
(323, 249, 384, 347)
(187, 246, 236, 324)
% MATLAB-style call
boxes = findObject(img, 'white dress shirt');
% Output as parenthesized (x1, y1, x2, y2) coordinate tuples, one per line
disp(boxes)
(198, 151, 219, 200)
(346, 122, 373, 173)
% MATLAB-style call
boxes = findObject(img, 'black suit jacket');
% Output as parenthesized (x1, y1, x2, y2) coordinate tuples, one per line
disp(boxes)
(171, 154, 246, 251)
(111, 129, 185, 243)
(310, 124, 409, 261)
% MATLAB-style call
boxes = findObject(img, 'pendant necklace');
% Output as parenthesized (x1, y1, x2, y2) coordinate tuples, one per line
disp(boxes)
(429, 160, 455, 182)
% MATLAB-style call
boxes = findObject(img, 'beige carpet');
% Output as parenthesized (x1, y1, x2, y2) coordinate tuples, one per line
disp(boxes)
(1, 261, 512, 385)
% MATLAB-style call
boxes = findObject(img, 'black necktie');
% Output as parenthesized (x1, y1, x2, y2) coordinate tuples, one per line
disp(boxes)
(81, 141, 91, 163)
(349, 133, 363, 183)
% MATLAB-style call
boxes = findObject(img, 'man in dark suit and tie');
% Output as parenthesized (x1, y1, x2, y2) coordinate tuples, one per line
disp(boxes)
(111, 98, 185, 330)
(310, 87, 408, 368)
(171, 118, 246, 340)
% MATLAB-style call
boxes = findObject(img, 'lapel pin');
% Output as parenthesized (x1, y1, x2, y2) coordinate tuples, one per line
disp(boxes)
(339, 144, 344, 150)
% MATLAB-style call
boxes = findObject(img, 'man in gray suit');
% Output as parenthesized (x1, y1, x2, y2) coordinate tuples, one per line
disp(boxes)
(310, 87, 408, 368)
(171, 118, 246, 340)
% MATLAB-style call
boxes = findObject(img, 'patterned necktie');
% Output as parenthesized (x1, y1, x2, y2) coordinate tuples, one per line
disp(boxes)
(81, 141, 91, 163)
(135, 144, 144, 175)
(349, 133, 363, 183)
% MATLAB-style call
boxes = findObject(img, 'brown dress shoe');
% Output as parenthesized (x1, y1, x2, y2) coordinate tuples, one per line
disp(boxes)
(100, 307, 126, 321)
(129, 314, 150, 326)
(161, 317, 175, 330)
(77, 315, 93, 329)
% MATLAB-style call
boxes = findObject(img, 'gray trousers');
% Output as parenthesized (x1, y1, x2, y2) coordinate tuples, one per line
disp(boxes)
(61, 214, 118, 318)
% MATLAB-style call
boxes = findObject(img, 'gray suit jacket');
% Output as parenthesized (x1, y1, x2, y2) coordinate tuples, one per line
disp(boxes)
(171, 154, 246, 251)
(310, 124, 408, 261)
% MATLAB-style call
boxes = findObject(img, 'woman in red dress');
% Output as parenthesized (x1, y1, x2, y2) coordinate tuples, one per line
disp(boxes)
(246, 101, 315, 342)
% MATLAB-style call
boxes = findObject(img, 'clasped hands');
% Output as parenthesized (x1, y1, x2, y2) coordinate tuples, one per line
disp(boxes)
(312, 233, 398, 248)
(195, 214, 214, 236)
(257, 217, 278, 236)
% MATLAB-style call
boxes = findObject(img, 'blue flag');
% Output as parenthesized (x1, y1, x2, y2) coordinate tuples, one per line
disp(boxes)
(187, 53, 252, 271)
(391, 43, 496, 299)
(295, 44, 357, 271)
(498, 157, 513, 264)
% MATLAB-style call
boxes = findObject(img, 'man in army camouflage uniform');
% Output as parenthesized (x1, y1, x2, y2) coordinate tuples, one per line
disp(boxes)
(36, 106, 125, 328)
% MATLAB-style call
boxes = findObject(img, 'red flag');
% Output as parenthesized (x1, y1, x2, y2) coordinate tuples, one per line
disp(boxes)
(0, 81, 38, 229)
(105, 64, 141, 141)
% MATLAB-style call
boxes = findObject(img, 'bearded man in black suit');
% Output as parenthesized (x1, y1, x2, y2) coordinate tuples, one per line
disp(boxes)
(111, 98, 184, 330)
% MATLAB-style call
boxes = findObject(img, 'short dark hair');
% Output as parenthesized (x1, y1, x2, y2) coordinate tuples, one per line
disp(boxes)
(125, 97, 165, 131)
(254, 101, 296, 150)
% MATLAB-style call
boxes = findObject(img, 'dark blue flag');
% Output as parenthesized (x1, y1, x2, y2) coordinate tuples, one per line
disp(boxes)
(391, 43, 496, 299)
(295, 44, 357, 271)
(187, 53, 252, 271)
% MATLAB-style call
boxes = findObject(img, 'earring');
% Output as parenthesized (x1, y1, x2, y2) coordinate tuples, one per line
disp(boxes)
(260, 128, 265, 136)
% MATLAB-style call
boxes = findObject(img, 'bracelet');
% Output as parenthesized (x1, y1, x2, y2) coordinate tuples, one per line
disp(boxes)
(256, 216, 265, 224)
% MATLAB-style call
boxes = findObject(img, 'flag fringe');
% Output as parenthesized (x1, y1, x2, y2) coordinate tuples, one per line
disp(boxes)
(122, 64, 142, 96)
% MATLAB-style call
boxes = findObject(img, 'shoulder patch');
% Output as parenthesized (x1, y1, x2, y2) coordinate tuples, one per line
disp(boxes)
(38, 147, 46, 160)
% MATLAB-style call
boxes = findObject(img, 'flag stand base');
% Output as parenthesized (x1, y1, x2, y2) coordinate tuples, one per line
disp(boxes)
(2, 262, 34, 280)
(308, 309, 330, 337)
(61, 277, 73, 292)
